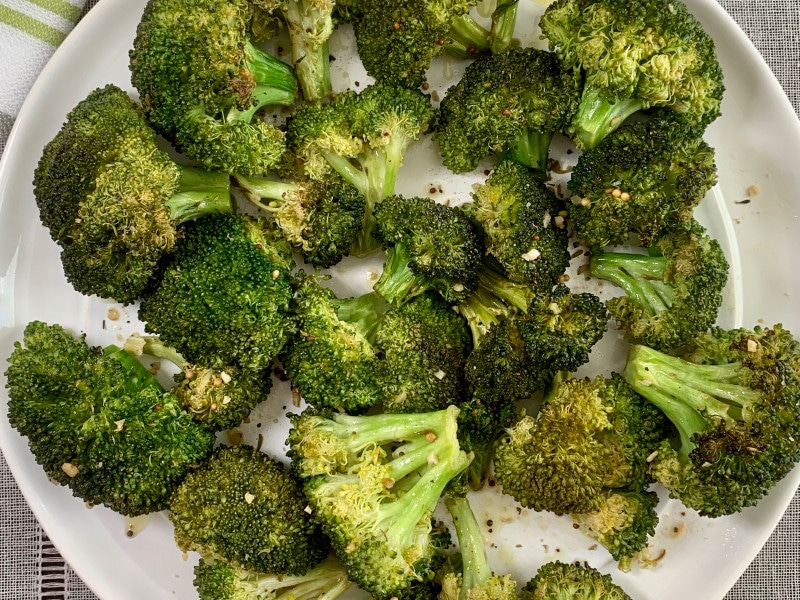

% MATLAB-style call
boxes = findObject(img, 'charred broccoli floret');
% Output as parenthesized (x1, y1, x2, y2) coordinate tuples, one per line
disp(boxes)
(520, 561, 633, 600)
(539, 0, 724, 149)
(5, 321, 215, 516)
(590, 221, 729, 351)
(623, 324, 800, 516)
(32, 85, 232, 304)
(130, 0, 298, 174)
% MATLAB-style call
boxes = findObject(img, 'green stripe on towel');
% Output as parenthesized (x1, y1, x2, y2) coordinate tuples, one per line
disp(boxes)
(0, 5, 66, 46)
(25, 0, 81, 22)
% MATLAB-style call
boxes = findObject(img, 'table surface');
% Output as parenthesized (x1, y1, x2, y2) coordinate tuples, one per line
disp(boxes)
(1, 1, 799, 599)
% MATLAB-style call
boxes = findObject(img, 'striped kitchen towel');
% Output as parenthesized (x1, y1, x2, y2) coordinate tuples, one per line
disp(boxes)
(0, 0, 87, 144)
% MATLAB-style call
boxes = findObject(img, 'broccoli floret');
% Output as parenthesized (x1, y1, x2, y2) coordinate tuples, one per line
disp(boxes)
(439, 496, 517, 600)
(193, 554, 353, 600)
(169, 445, 329, 575)
(436, 48, 581, 174)
(252, 1, 336, 101)
(287, 82, 435, 254)
(465, 284, 608, 405)
(590, 221, 728, 351)
(337, 0, 477, 88)
(373, 195, 484, 306)
(376, 293, 473, 413)
(572, 488, 660, 572)
(466, 161, 569, 289)
(568, 118, 718, 248)
(123, 335, 271, 431)
(138, 214, 294, 371)
(494, 373, 667, 514)
(32, 85, 232, 304)
(234, 173, 366, 268)
(287, 406, 473, 598)
(281, 271, 388, 413)
(129, 0, 298, 175)
(623, 324, 800, 516)
(539, 0, 724, 150)
(520, 561, 633, 600)
(5, 321, 215, 516)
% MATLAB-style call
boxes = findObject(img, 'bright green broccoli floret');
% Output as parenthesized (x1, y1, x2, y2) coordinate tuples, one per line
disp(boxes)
(234, 173, 366, 268)
(465, 284, 608, 405)
(281, 271, 388, 413)
(436, 48, 581, 174)
(539, 0, 725, 149)
(373, 195, 484, 306)
(623, 324, 800, 517)
(376, 293, 473, 413)
(568, 118, 718, 248)
(129, 0, 298, 175)
(252, 0, 336, 101)
(572, 488, 660, 572)
(32, 85, 232, 304)
(520, 561, 633, 600)
(5, 321, 215, 516)
(494, 373, 667, 514)
(169, 445, 329, 575)
(193, 554, 352, 600)
(287, 82, 435, 254)
(138, 214, 294, 371)
(466, 161, 569, 289)
(590, 221, 729, 351)
(439, 496, 517, 600)
(123, 335, 271, 431)
(287, 406, 473, 598)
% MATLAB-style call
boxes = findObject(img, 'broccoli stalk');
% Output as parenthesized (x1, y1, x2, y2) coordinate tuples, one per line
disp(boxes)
(288, 406, 473, 598)
(164, 167, 233, 222)
(567, 89, 645, 152)
(487, 0, 518, 53)
(235, 40, 299, 119)
(590, 253, 673, 315)
(193, 555, 352, 600)
(445, 14, 491, 58)
(281, 1, 334, 101)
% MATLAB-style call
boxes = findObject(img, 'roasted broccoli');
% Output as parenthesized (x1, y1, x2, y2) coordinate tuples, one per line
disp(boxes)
(281, 271, 388, 413)
(234, 172, 366, 268)
(169, 445, 329, 575)
(520, 561, 633, 600)
(376, 293, 473, 413)
(435, 48, 581, 174)
(465, 284, 608, 406)
(138, 214, 294, 371)
(465, 161, 570, 289)
(123, 335, 271, 431)
(539, 0, 725, 149)
(373, 195, 483, 306)
(129, 0, 298, 175)
(572, 488, 660, 572)
(287, 406, 472, 598)
(5, 321, 215, 516)
(623, 324, 800, 516)
(494, 373, 668, 514)
(590, 221, 729, 351)
(568, 117, 718, 248)
(287, 82, 435, 254)
(439, 496, 517, 600)
(32, 85, 232, 304)
(193, 554, 353, 600)
(252, 0, 337, 101)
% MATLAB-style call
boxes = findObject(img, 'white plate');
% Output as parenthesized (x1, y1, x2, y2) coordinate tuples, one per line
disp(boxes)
(1, 1, 799, 599)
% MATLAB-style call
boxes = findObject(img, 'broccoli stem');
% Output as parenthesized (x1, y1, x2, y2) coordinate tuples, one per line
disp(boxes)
(164, 166, 233, 223)
(445, 496, 492, 598)
(331, 292, 389, 345)
(506, 127, 553, 176)
(624, 344, 761, 458)
(590, 253, 674, 317)
(571, 87, 644, 150)
(104, 344, 165, 393)
(282, 1, 333, 101)
(329, 409, 454, 456)
(445, 14, 491, 58)
(233, 173, 299, 207)
(374, 243, 426, 306)
(488, 0, 518, 54)
(233, 41, 298, 122)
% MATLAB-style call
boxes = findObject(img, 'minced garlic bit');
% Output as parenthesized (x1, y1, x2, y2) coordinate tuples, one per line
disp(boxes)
(222, 395, 232, 405)
(646, 450, 659, 463)
(427, 452, 439, 465)
(747, 338, 758, 352)
(304, 505, 313, 514)
(107, 307, 120, 321)
(433, 369, 446, 380)
(271, 269, 281, 280)
(244, 492, 256, 504)
(522, 248, 541, 261)
(114, 419, 125, 432)
(61, 462, 80, 478)
(554, 215, 565, 229)
(453, 282, 465, 293)
(747, 184, 760, 196)
(220, 371, 232, 384)
(382, 478, 395, 489)
(548, 302, 561, 315)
